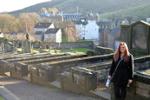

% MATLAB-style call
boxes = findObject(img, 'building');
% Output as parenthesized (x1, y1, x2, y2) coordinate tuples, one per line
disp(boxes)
(146, 18, 150, 23)
(75, 19, 99, 43)
(61, 13, 82, 22)
(45, 28, 62, 43)
(34, 22, 62, 43)
(40, 12, 83, 22)
(0, 32, 4, 38)
(34, 22, 55, 32)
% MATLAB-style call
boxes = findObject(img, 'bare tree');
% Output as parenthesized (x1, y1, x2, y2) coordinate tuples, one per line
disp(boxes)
(0, 14, 19, 33)
(18, 13, 40, 33)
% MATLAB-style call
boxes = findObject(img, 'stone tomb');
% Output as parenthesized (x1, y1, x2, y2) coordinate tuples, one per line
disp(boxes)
(30, 64, 56, 86)
(29, 53, 112, 84)
(134, 69, 150, 99)
(120, 20, 150, 56)
(0, 53, 64, 77)
(8, 54, 86, 80)
(60, 67, 97, 94)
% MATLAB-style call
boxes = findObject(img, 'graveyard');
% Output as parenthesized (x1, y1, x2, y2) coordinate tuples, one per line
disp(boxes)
(0, 20, 150, 100)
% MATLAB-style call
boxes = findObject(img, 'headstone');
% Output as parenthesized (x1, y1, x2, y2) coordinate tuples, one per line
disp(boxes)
(22, 40, 31, 53)
(22, 33, 31, 53)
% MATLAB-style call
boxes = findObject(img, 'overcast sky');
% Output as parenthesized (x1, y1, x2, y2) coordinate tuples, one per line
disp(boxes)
(0, 0, 51, 12)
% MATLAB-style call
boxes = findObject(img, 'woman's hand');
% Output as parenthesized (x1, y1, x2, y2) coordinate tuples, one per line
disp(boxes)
(108, 75, 111, 79)
(128, 79, 133, 84)
(127, 79, 133, 87)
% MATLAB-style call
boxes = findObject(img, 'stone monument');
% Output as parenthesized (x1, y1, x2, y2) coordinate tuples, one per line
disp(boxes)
(22, 33, 31, 53)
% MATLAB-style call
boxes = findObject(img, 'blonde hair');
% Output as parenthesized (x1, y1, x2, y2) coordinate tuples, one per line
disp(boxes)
(114, 42, 130, 62)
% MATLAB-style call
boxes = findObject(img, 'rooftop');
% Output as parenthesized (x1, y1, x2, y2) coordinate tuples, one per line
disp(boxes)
(34, 23, 52, 28)
(45, 28, 60, 34)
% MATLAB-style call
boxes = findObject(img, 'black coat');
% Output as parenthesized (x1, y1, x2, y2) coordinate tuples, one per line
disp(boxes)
(109, 54, 134, 87)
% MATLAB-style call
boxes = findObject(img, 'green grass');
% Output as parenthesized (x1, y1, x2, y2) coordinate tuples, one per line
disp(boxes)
(71, 48, 89, 53)
(0, 96, 4, 100)
(11, 0, 150, 15)
(99, 3, 150, 19)
(16, 47, 91, 55)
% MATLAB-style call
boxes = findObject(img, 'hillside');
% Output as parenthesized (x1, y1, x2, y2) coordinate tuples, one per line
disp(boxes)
(10, 0, 150, 17)
(99, 3, 150, 19)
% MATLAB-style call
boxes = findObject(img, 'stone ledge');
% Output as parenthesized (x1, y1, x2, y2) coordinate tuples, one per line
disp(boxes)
(134, 72, 150, 84)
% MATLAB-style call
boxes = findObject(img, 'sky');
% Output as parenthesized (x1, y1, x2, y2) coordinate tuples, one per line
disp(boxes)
(0, 0, 51, 12)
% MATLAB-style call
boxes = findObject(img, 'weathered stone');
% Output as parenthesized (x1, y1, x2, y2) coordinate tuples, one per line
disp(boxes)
(136, 84, 150, 98)
(60, 67, 97, 94)
(30, 64, 56, 86)
(10, 62, 28, 79)
(22, 40, 31, 53)
(120, 20, 150, 56)
(0, 60, 13, 74)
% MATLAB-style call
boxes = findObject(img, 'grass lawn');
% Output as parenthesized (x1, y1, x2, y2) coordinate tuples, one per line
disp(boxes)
(16, 47, 91, 55)
(71, 48, 90, 53)
(0, 96, 4, 100)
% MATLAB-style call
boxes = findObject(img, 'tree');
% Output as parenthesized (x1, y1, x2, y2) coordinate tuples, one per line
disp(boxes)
(0, 14, 19, 32)
(47, 8, 59, 15)
(18, 13, 39, 33)
(55, 21, 79, 42)
(40, 8, 48, 14)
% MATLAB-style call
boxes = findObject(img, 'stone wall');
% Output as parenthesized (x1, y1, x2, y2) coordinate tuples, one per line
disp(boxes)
(27, 41, 94, 49)
(42, 41, 94, 49)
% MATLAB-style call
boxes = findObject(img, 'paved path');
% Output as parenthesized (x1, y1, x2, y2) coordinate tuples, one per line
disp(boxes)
(0, 86, 19, 100)
(0, 76, 100, 100)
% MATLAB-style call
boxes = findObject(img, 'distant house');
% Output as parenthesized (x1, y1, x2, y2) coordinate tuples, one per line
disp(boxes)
(75, 20, 99, 41)
(45, 28, 62, 43)
(61, 13, 82, 21)
(35, 31, 44, 41)
(34, 22, 55, 32)
(0, 32, 4, 38)
(34, 22, 62, 42)
(35, 28, 62, 43)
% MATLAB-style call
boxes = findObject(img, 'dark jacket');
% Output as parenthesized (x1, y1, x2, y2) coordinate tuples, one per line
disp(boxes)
(109, 54, 134, 86)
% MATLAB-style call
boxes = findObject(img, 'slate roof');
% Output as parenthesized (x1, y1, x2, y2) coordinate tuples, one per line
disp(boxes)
(131, 20, 150, 26)
(35, 31, 43, 35)
(45, 28, 60, 34)
(34, 23, 52, 28)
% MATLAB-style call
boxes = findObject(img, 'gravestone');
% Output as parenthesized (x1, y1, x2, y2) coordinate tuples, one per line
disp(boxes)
(120, 20, 150, 56)
(22, 33, 31, 53)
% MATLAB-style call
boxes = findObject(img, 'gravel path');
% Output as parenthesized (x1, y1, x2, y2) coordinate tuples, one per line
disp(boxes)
(0, 76, 100, 100)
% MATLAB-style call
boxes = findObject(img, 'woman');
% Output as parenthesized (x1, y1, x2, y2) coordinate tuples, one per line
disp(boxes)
(108, 42, 134, 100)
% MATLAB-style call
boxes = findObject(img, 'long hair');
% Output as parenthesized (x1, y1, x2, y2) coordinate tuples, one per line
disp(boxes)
(114, 42, 130, 62)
